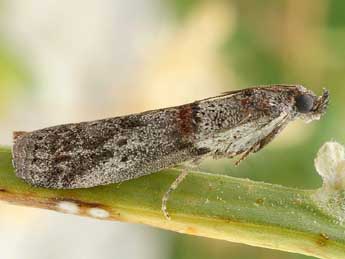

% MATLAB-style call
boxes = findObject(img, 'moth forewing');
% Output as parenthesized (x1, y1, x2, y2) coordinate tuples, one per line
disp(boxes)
(12, 85, 328, 190)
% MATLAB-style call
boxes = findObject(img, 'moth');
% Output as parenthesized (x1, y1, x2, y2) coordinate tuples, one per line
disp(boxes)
(12, 85, 329, 219)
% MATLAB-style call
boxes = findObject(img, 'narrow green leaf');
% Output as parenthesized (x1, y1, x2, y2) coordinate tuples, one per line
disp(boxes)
(0, 146, 344, 259)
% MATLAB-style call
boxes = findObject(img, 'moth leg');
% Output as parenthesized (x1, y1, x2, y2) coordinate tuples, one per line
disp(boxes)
(235, 145, 259, 166)
(235, 116, 289, 166)
(162, 159, 201, 220)
(253, 124, 285, 154)
(161, 168, 189, 220)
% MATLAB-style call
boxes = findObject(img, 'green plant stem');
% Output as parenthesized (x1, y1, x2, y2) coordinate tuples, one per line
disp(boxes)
(0, 146, 344, 259)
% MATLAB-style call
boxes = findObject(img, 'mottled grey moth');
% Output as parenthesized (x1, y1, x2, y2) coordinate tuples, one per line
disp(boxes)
(12, 84, 329, 219)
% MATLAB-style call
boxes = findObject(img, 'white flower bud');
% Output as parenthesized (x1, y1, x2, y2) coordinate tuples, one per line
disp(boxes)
(313, 141, 345, 225)
(315, 141, 345, 190)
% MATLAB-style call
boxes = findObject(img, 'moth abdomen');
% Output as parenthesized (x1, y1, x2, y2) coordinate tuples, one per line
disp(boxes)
(12, 121, 119, 188)
(12, 109, 201, 189)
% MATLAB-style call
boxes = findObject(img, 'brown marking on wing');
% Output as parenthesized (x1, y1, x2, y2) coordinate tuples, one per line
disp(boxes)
(241, 98, 250, 106)
(177, 104, 195, 137)
(13, 131, 28, 142)
(256, 99, 273, 114)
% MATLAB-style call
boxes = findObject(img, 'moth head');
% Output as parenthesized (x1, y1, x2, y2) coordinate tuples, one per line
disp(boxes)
(294, 87, 329, 123)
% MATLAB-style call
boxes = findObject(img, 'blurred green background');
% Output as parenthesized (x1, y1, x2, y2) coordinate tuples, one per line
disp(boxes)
(0, 0, 343, 258)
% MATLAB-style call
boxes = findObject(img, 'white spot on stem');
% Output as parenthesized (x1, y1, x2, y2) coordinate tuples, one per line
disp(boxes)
(57, 201, 80, 214)
(88, 208, 110, 218)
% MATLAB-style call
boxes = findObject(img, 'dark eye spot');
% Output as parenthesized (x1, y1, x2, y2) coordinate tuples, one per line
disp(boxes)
(295, 94, 314, 113)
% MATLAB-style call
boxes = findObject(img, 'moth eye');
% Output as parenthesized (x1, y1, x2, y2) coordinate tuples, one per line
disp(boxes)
(295, 94, 314, 113)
